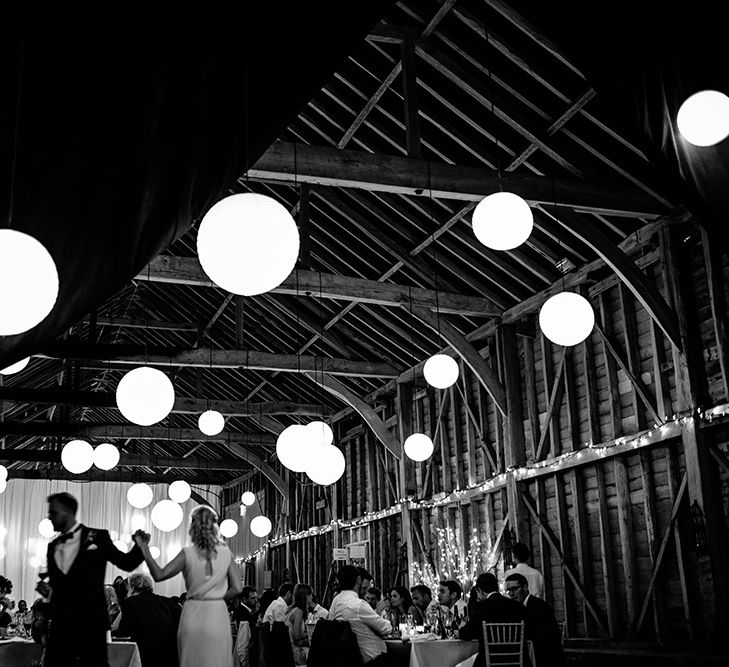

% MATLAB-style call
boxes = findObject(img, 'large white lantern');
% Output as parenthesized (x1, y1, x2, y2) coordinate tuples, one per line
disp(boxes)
(677, 90, 729, 146)
(472, 192, 533, 250)
(168, 480, 192, 503)
(305, 446, 346, 486)
(38, 518, 56, 539)
(93, 443, 120, 470)
(250, 515, 272, 538)
(404, 433, 435, 462)
(0, 230, 59, 336)
(198, 410, 225, 436)
(423, 354, 460, 389)
(240, 491, 256, 506)
(276, 424, 320, 473)
(197, 193, 300, 296)
(539, 292, 595, 347)
(0, 357, 30, 375)
(127, 483, 154, 509)
(116, 366, 175, 426)
(130, 514, 147, 531)
(61, 440, 94, 474)
(151, 499, 184, 532)
(220, 519, 239, 538)
(0, 465, 7, 480)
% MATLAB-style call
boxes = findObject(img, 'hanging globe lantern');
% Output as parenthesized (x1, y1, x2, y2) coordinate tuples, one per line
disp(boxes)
(127, 483, 154, 509)
(151, 500, 184, 532)
(677, 90, 729, 146)
(539, 292, 595, 347)
(93, 443, 120, 471)
(276, 424, 321, 473)
(149, 546, 161, 559)
(0, 230, 59, 336)
(198, 410, 225, 436)
(0, 464, 7, 480)
(29, 556, 43, 569)
(0, 357, 30, 376)
(38, 518, 55, 539)
(423, 354, 460, 389)
(240, 491, 256, 506)
(305, 446, 346, 486)
(404, 433, 435, 462)
(472, 192, 533, 251)
(61, 440, 94, 474)
(197, 193, 300, 296)
(130, 514, 147, 531)
(168, 480, 192, 504)
(0, 479, 6, 494)
(250, 515, 272, 538)
(116, 366, 175, 426)
(306, 421, 334, 447)
(220, 519, 239, 538)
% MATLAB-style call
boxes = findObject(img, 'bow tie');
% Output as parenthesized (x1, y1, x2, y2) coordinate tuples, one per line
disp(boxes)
(56, 526, 80, 545)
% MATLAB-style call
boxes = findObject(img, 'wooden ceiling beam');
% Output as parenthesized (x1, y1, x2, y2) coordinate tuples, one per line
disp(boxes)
(83, 317, 200, 332)
(4, 468, 226, 485)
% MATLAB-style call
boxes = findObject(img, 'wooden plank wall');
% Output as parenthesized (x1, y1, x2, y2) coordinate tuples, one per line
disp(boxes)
(229, 214, 729, 647)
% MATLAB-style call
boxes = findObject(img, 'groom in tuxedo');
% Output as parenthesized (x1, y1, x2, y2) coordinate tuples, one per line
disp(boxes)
(37, 492, 149, 666)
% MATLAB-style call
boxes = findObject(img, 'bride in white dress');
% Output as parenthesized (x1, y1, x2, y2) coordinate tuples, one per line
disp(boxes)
(135, 506, 242, 666)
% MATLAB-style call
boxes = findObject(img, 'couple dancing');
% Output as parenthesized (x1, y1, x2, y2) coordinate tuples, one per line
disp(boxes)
(40, 492, 241, 666)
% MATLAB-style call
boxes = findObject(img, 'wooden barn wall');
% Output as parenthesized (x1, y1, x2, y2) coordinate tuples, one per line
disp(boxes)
(235, 213, 729, 647)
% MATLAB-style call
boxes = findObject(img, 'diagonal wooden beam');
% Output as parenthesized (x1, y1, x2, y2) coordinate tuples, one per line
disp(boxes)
(535, 348, 567, 461)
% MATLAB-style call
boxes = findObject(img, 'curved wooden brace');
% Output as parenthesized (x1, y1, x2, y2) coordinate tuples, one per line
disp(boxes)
(409, 304, 508, 417)
(221, 441, 290, 506)
(304, 372, 402, 458)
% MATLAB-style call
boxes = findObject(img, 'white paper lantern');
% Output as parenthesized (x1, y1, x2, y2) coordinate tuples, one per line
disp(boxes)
(93, 443, 120, 470)
(168, 480, 192, 504)
(0, 479, 6, 494)
(149, 546, 161, 559)
(220, 519, 239, 538)
(539, 292, 595, 347)
(113, 539, 129, 553)
(197, 193, 300, 296)
(38, 519, 56, 539)
(0, 230, 59, 336)
(472, 192, 534, 250)
(423, 354, 460, 389)
(29, 555, 42, 569)
(127, 483, 154, 509)
(0, 465, 7, 481)
(116, 366, 175, 426)
(130, 514, 147, 531)
(61, 440, 94, 474)
(151, 500, 184, 532)
(250, 515, 272, 538)
(307, 420, 334, 446)
(305, 446, 346, 486)
(404, 433, 435, 462)
(240, 491, 256, 506)
(276, 424, 321, 473)
(198, 410, 225, 436)
(0, 357, 30, 375)
(677, 90, 729, 146)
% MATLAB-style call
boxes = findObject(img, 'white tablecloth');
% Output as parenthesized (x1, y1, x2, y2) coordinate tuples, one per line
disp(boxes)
(0, 638, 141, 667)
(386, 638, 478, 667)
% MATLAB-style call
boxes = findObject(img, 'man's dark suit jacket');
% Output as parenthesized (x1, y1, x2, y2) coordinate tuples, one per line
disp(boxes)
(459, 593, 529, 667)
(525, 595, 563, 667)
(232, 602, 258, 626)
(118, 590, 181, 667)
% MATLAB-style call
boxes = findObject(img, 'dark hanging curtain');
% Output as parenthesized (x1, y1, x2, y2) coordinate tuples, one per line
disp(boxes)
(0, 1, 393, 367)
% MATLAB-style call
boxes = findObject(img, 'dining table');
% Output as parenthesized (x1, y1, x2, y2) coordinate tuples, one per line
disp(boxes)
(0, 637, 142, 667)
(385, 637, 479, 667)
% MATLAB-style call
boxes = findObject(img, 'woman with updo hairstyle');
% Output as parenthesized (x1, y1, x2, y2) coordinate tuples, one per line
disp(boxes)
(134, 505, 242, 666)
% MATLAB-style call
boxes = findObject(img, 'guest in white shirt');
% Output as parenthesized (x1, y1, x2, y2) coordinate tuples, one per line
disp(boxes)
(261, 582, 294, 624)
(437, 579, 467, 623)
(329, 565, 392, 666)
(504, 543, 545, 599)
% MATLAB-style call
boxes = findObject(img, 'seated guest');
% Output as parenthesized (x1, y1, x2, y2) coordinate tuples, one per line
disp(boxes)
(437, 579, 467, 623)
(357, 567, 374, 599)
(386, 586, 418, 626)
(261, 582, 294, 624)
(105, 584, 122, 629)
(505, 543, 545, 599)
(506, 573, 563, 667)
(459, 573, 528, 667)
(257, 588, 275, 621)
(13, 599, 33, 632)
(117, 573, 181, 667)
(233, 585, 259, 625)
(309, 594, 329, 621)
(329, 564, 393, 666)
(0, 597, 12, 629)
(365, 586, 382, 611)
(113, 575, 128, 605)
(285, 583, 313, 665)
(410, 584, 438, 625)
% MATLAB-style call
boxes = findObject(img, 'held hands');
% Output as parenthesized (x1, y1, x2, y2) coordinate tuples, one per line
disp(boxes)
(132, 530, 151, 549)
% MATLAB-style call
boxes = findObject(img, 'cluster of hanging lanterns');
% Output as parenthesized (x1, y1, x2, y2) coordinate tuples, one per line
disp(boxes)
(125, 480, 193, 533)
(60, 440, 120, 474)
(276, 421, 345, 486)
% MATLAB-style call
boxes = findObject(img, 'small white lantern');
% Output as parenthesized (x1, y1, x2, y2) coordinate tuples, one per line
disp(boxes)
(404, 433, 435, 462)
(151, 499, 184, 532)
(305, 446, 346, 486)
(472, 192, 534, 250)
(116, 366, 175, 426)
(0, 230, 59, 336)
(250, 515, 272, 538)
(0, 357, 30, 375)
(677, 90, 729, 147)
(168, 480, 192, 504)
(149, 546, 161, 559)
(127, 483, 154, 509)
(198, 410, 225, 436)
(61, 440, 94, 474)
(240, 491, 256, 506)
(220, 518, 239, 538)
(423, 354, 460, 389)
(539, 292, 595, 347)
(38, 519, 56, 539)
(276, 424, 321, 473)
(130, 514, 147, 531)
(197, 193, 300, 296)
(93, 443, 120, 470)
(0, 465, 7, 480)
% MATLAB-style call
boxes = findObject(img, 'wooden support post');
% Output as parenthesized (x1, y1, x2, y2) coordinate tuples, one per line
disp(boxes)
(614, 456, 638, 629)
(397, 382, 416, 586)
(701, 227, 729, 399)
(523, 335, 540, 461)
(598, 292, 623, 440)
(554, 475, 577, 637)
